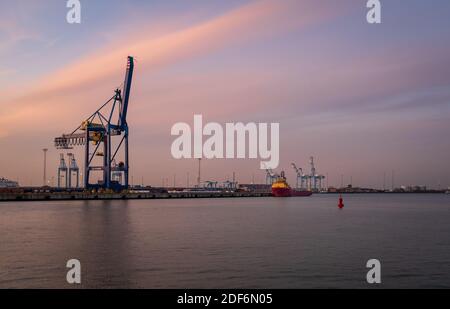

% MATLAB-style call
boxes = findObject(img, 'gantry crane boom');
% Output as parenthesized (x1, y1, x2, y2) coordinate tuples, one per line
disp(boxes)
(119, 57, 134, 129)
(291, 163, 302, 176)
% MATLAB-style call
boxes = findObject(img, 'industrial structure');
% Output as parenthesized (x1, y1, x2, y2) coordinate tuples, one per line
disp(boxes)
(291, 156, 326, 192)
(54, 56, 135, 191)
(197, 159, 202, 187)
(57, 153, 80, 189)
(308, 156, 325, 191)
(57, 153, 68, 188)
(111, 159, 123, 185)
(223, 180, 238, 190)
(265, 157, 326, 191)
(193, 180, 238, 191)
(67, 153, 80, 188)
(204, 181, 218, 189)
(0, 178, 19, 188)
(291, 163, 305, 189)
(42, 148, 48, 186)
(265, 168, 279, 185)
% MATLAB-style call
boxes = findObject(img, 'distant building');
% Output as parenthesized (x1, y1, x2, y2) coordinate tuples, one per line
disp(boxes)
(328, 185, 381, 193)
(0, 178, 19, 188)
(239, 184, 271, 193)
(397, 185, 428, 193)
(327, 186, 338, 193)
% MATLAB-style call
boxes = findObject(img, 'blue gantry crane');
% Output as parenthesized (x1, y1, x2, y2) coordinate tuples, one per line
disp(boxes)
(54, 56, 135, 191)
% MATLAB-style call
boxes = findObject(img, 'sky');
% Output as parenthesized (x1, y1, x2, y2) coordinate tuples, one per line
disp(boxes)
(0, 0, 450, 189)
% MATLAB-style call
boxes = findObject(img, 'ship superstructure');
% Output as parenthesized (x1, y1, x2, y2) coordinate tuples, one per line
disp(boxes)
(271, 171, 312, 197)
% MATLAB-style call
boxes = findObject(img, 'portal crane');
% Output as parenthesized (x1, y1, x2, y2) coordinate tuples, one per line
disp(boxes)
(54, 56, 135, 191)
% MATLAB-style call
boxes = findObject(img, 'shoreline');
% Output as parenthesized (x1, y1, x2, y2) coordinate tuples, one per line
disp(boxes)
(0, 190, 446, 203)
(0, 191, 272, 202)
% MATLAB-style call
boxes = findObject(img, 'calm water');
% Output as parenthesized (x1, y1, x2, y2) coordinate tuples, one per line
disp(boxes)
(0, 194, 449, 289)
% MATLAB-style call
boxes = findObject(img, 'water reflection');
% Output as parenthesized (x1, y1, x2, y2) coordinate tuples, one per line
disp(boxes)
(78, 200, 132, 288)
(1, 195, 450, 288)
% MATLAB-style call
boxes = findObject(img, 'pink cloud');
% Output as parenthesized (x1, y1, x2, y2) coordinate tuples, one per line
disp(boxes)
(0, 0, 349, 135)
(39, 0, 338, 92)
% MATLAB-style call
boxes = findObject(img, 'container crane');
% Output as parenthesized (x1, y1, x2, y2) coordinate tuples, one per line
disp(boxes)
(57, 153, 68, 188)
(291, 163, 305, 189)
(308, 156, 325, 192)
(265, 168, 279, 185)
(54, 56, 135, 191)
(67, 153, 80, 188)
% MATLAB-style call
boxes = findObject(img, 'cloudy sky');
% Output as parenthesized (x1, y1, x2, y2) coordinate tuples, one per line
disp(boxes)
(1, 0, 450, 188)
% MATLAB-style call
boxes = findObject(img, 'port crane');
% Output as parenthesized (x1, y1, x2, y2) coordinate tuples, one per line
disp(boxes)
(57, 153, 68, 188)
(67, 153, 80, 188)
(291, 163, 305, 189)
(291, 158, 326, 191)
(265, 168, 279, 185)
(308, 157, 325, 192)
(54, 56, 135, 191)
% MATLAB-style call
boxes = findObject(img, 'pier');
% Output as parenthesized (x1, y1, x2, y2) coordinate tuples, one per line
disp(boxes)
(0, 190, 272, 202)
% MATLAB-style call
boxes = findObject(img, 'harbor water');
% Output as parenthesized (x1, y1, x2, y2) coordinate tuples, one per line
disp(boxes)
(1, 194, 449, 288)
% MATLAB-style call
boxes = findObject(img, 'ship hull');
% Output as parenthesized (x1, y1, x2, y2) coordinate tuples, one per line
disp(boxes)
(292, 190, 313, 197)
(272, 187, 312, 197)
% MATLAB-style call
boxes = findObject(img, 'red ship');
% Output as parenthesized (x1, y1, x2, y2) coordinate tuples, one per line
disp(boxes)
(271, 171, 312, 197)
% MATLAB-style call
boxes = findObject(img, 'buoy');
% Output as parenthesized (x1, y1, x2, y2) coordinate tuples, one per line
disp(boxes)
(338, 195, 344, 209)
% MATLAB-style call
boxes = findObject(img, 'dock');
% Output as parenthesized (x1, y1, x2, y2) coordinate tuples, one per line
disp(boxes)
(0, 191, 272, 202)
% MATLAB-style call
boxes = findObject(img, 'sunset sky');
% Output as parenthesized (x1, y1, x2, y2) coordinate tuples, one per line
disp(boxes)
(1, 0, 450, 188)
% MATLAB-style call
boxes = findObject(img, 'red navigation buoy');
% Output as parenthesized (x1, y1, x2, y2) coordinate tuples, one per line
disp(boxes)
(338, 195, 344, 209)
